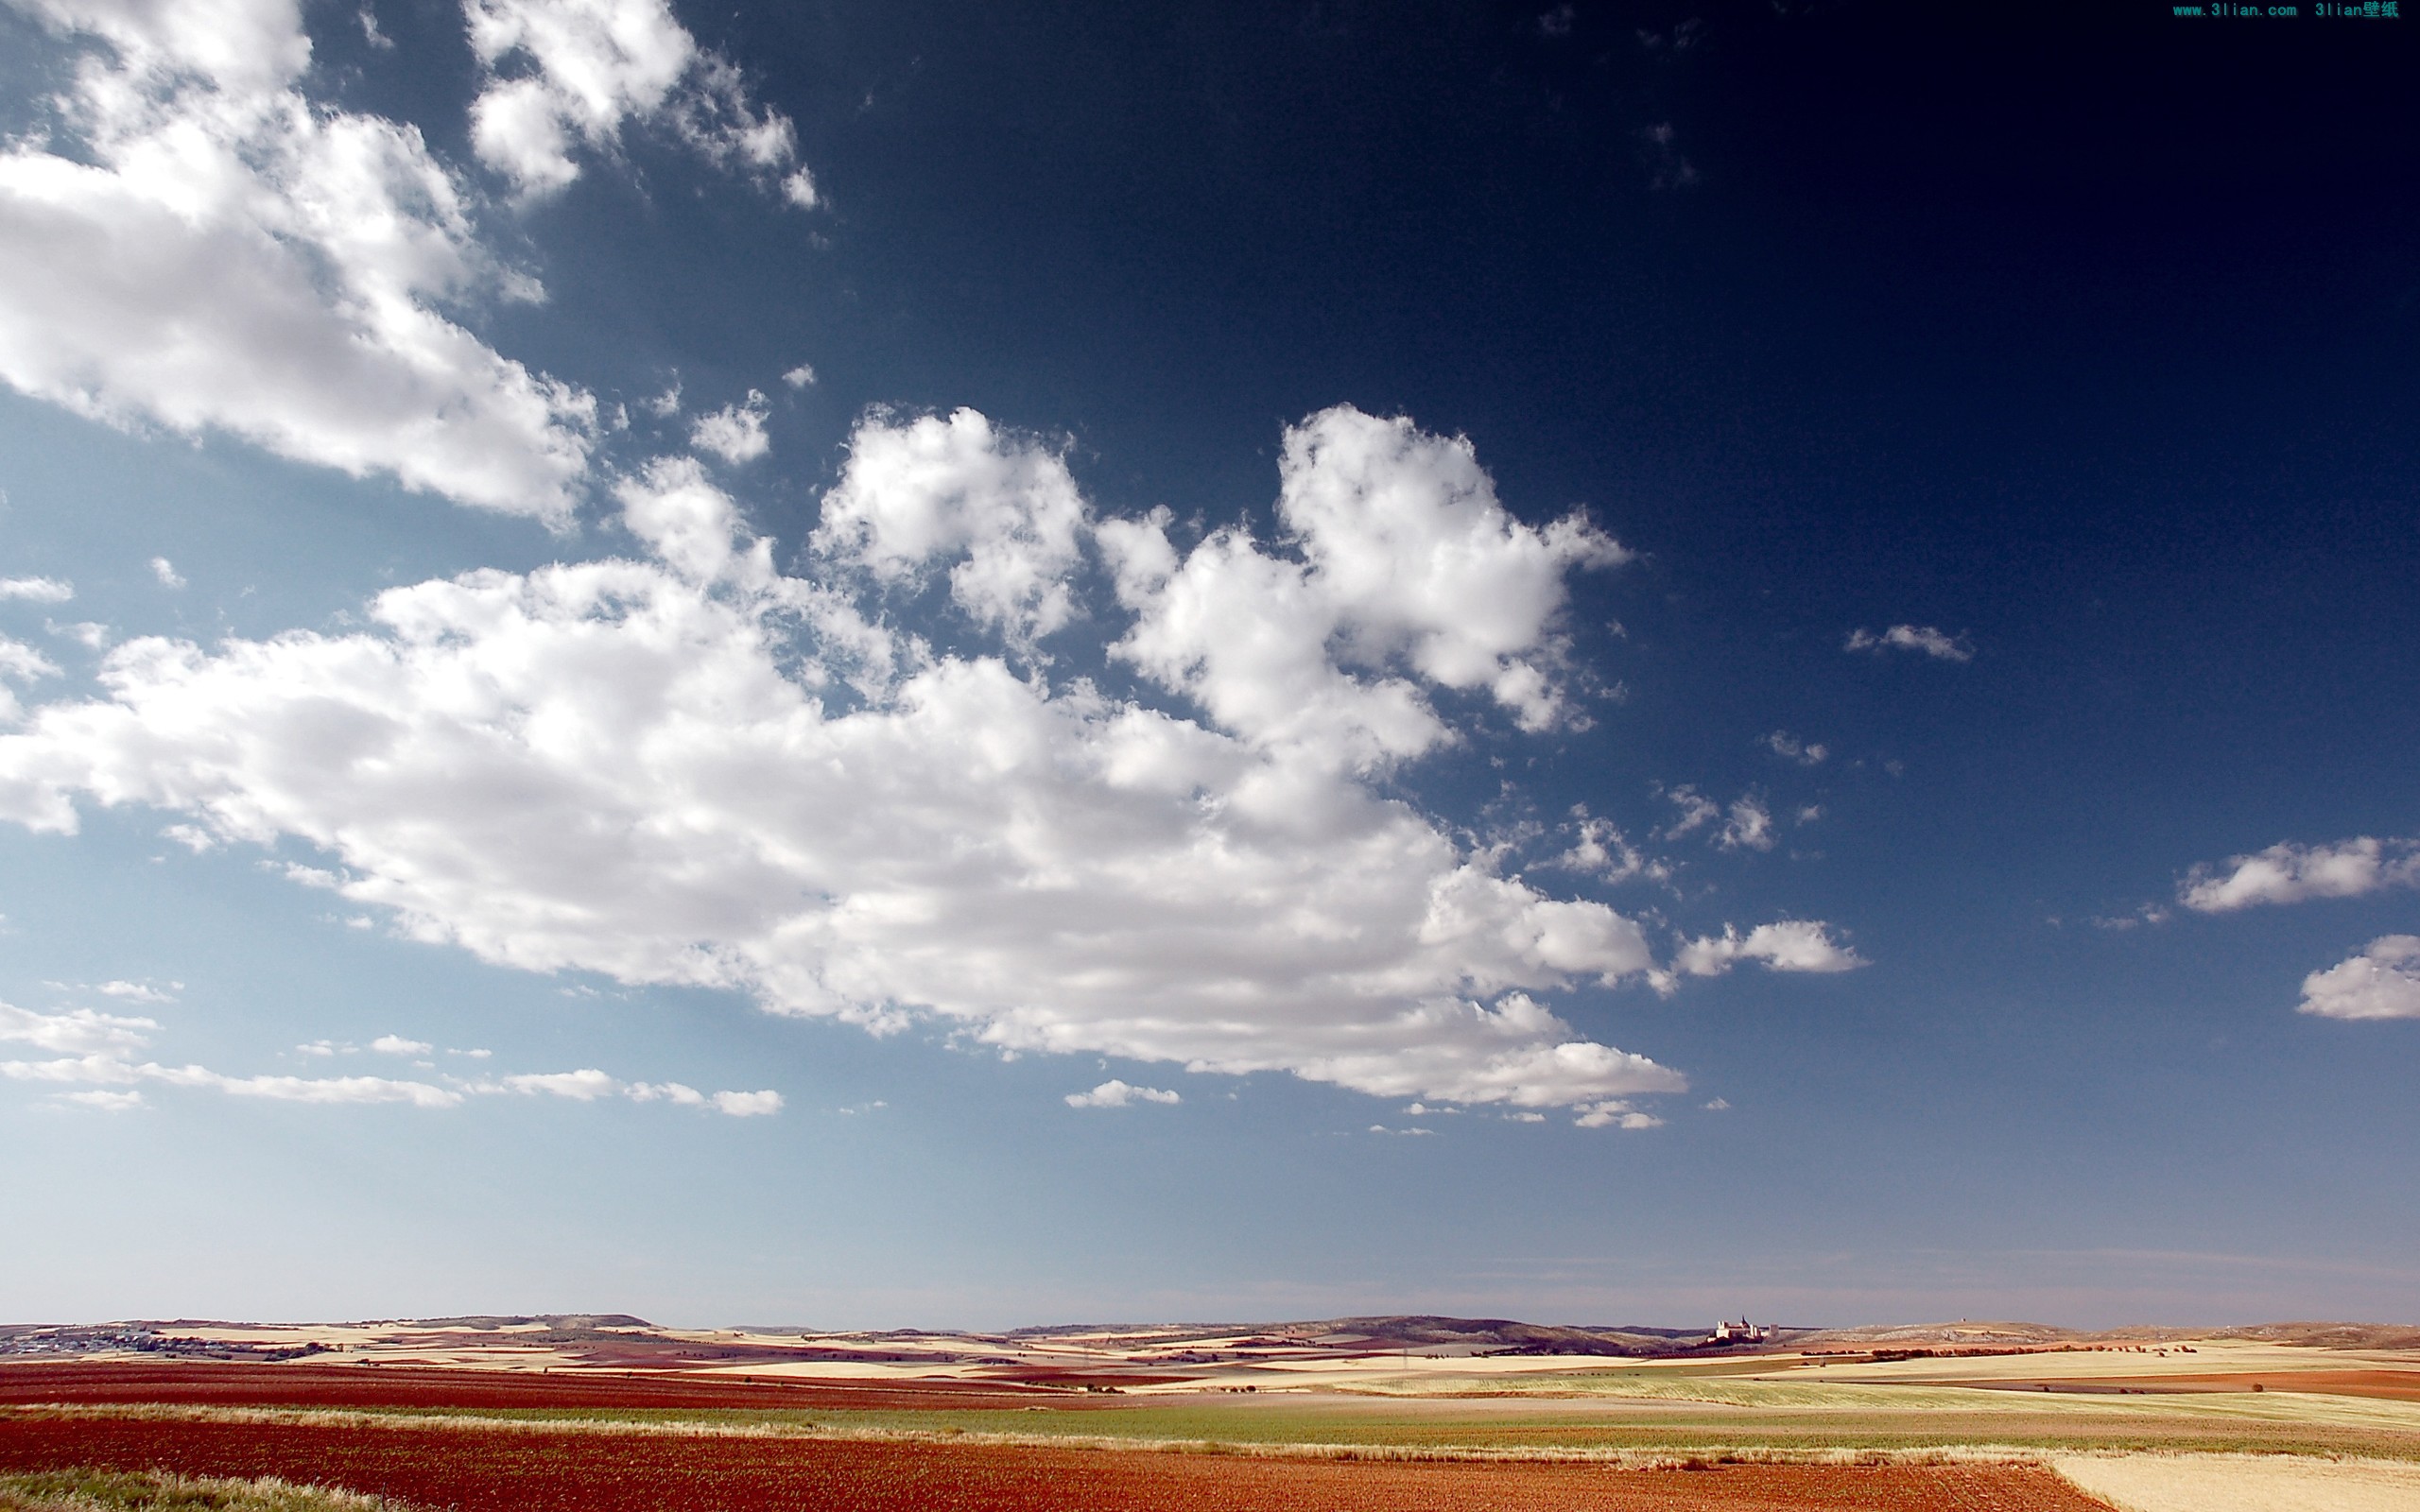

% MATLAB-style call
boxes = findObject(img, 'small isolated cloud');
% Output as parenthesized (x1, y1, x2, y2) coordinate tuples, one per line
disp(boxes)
(357, 7, 392, 49)
(149, 558, 185, 590)
(370, 1034, 433, 1056)
(1368, 1123, 1437, 1135)
(712, 1088, 783, 1116)
(647, 382, 683, 418)
(1846, 625, 1973, 662)
(61, 1088, 145, 1110)
(1550, 814, 1660, 883)
(1759, 730, 1827, 765)
(49, 623, 110, 650)
(782, 364, 817, 388)
(1703, 1096, 1731, 1110)
(96, 980, 179, 1004)
(1065, 1078, 1181, 1108)
(2179, 836, 2420, 914)
(0, 578, 73, 603)
(1575, 1099, 1662, 1129)
(1537, 4, 1575, 37)
(2298, 936, 2420, 1021)
(1669, 920, 1867, 981)
(690, 390, 771, 465)
(1718, 797, 1775, 852)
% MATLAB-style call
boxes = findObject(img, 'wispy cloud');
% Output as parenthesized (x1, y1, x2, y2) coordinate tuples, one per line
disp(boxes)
(1845, 625, 1973, 662)
(1758, 730, 1827, 765)
(4, 1003, 774, 1116)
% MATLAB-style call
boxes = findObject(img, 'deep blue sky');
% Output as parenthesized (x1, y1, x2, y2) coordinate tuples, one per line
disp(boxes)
(0, 0, 2414, 1328)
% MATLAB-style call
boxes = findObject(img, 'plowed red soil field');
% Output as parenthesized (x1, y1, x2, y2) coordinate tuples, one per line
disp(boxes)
(0, 1416, 2113, 1511)
(0, 1363, 2123, 1509)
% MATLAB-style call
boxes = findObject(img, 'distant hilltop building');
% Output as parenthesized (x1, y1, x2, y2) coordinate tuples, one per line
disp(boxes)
(1710, 1317, 1771, 1344)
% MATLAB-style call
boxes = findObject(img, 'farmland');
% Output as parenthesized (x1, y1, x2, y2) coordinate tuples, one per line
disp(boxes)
(4, 1319, 2419, 1509)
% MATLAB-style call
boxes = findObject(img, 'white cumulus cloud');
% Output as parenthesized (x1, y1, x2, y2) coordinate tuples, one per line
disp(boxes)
(1669, 921, 1866, 982)
(1101, 407, 1625, 767)
(0, 578, 74, 603)
(1759, 730, 1826, 765)
(814, 407, 1086, 647)
(2297, 936, 2420, 1021)
(1846, 625, 1972, 662)
(0, 0, 598, 518)
(1065, 1078, 1180, 1108)
(150, 558, 186, 590)
(370, 1033, 433, 1055)
(2179, 836, 2420, 913)
(466, 0, 810, 199)
(688, 389, 770, 465)
(0, 406, 1700, 1113)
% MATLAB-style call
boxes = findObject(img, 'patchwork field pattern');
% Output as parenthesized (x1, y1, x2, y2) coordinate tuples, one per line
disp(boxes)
(5, 1321, 2419, 1510)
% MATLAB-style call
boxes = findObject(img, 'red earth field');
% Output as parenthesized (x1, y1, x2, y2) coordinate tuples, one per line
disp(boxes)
(0, 1363, 2118, 1511)
(0, 1362, 1078, 1414)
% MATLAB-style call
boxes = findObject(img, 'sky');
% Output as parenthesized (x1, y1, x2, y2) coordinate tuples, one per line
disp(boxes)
(0, 0, 2415, 1332)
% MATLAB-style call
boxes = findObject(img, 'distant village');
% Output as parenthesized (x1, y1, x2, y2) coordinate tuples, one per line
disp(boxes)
(0, 1325, 328, 1361)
